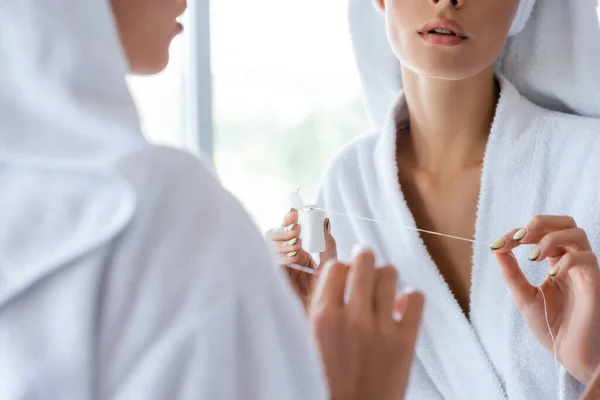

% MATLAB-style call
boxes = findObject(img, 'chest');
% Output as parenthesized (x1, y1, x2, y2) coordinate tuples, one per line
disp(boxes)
(398, 168, 482, 316)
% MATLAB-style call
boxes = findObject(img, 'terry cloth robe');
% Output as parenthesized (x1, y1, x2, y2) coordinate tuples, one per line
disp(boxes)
(317, 76, 600, 399)
(0, 0, 328, 399)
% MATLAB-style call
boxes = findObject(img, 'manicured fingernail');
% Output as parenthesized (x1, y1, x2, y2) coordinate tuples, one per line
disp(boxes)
(393, 288, 413, 322)
(288, 207, 295, 215)
(288, 238, 298, 246)
(513, 228, 527, 241)
(325, 218, 331, 232)
(287, 223, 296, 232)
(322, 259, 338, 273)
(287, 251, 299, 257)
(490, 238, 505, 251)
(548, 265, 559, 276)
(351, 243, 370, 258)
(528, 247, 541, 261)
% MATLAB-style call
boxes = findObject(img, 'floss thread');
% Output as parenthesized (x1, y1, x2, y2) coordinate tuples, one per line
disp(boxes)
(284, 208, 559, 373)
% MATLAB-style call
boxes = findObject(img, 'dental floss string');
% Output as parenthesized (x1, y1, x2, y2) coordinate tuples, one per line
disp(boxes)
(287, 263, 321, 276)
(327, 210, 492, 246)
(284, 209, 559, 374)
(539, 286, 559, 372)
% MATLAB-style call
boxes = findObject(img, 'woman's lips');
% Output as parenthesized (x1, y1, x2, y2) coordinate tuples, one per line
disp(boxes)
(418, 18, 468, 46)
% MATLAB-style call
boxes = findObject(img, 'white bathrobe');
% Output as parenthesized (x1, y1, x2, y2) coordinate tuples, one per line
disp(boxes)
(0, 0, 327, 399)
(317, 76, 600, 399)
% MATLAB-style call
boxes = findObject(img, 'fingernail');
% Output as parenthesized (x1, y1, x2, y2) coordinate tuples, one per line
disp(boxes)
(288, 238, 298, 246)
(490, 238, 505, 251)
(322, 259, 338, 273)
(288, 207, 295, 215)
(548, 265, 559, 276)
(513, 228, 527, 242)
(287, 251, 299, 257)
(325, 218, 331, 233)
(400, 285, 414, 295)
(351, 243, 370, 258)
(528, 247, 541, 261)
(287, 223, 296, 232)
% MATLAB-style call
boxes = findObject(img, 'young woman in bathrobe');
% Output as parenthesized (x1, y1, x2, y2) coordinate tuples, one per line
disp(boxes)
(269, 0, 600, 398)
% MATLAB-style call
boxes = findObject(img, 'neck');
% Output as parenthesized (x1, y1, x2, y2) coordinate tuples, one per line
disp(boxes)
(400, 66, 498, 176)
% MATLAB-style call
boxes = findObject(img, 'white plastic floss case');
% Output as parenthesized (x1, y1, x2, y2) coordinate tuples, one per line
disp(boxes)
(289, 187, 326, 254)
(298, 206, 326, 253)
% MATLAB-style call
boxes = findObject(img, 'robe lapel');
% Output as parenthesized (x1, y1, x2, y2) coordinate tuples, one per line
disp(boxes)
(370, 87, 511, 399)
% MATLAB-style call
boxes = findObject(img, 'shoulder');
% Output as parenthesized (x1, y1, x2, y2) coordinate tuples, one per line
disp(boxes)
(117, 146, 242, 236)
(517, 98, 600, 163)
(319, 132, 379, 189)
(537, 109, 600, 145)
(117, 145, 220, 200)
(112, 145, 283, 294)
(502, 76, 600, 149)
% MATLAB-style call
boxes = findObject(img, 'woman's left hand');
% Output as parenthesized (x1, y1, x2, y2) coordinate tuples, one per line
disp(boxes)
(492, 215, 600, 385)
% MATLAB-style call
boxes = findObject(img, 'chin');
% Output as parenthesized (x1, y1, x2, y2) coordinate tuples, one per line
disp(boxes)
(401, 57, 491, 82)
(412, 68, 481, 81)
(393, 39, 499, 82)
(130, 52, 170, 76)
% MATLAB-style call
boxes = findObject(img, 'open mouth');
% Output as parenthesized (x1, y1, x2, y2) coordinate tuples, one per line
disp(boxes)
(428, 28, 458, 36)
(420, 19, 468, 40)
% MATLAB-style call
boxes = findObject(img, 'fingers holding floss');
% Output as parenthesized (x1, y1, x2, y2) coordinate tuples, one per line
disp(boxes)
(287, 188, 574, 377)
(284, 187, 327, 276)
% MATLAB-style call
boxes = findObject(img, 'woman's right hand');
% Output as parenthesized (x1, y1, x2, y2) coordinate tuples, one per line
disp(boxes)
(311, 249, 425, 400)
(266, 208, 337, 308)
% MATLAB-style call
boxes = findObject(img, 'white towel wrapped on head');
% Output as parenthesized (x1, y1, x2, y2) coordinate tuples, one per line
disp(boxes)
(351, 0, 600, 129)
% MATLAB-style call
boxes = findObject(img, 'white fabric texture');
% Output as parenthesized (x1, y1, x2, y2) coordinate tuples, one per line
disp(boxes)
(508, 0, 537, 36)
(0, 1, 328, 399)
(316, 76, 600, 399)
(350, 0, 600, 129)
